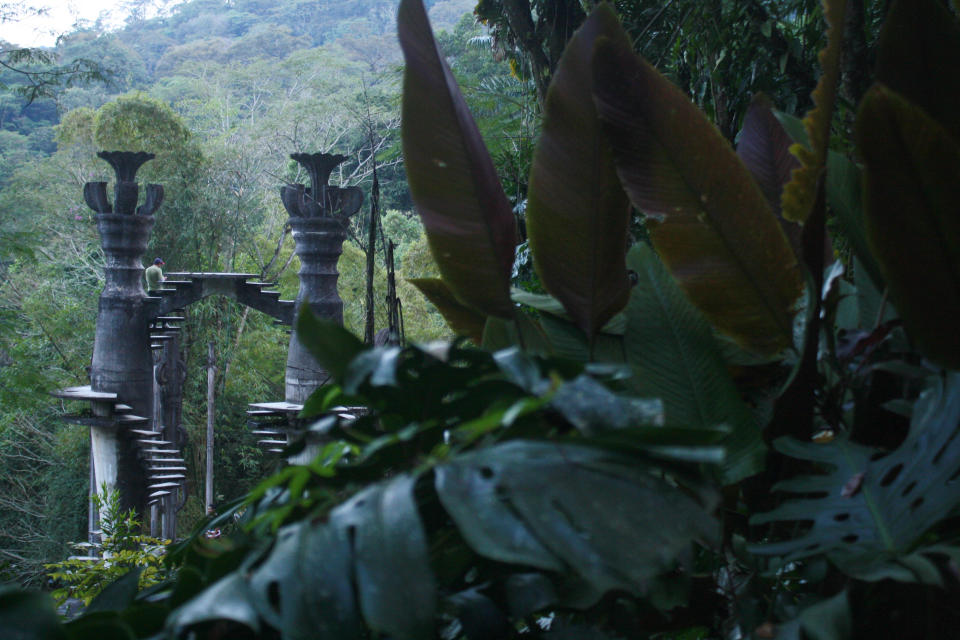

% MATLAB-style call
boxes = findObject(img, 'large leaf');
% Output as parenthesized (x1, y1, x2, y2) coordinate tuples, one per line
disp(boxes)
(435, 440, 719, 607)
(0, 588, 67, 640)
(855, 84, 960, 369)
(525, 3, 632, 340)
(624, 244, 764, 483)
(737, 94, 800, 220)
(592, 38, 802, 356)
(334, 477, 436, 640)
(875, 0, 960, 144)
(295, 307, 365, 385)
(409, 277, 487, 343)
(780, 0, 847, 224)
(751, 373, 960, 582)
(398, 0, 516, 317)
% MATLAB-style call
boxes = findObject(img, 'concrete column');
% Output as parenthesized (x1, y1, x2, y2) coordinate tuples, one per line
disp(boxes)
(281, 153, 362, 404)
(84, 151, 164, 513)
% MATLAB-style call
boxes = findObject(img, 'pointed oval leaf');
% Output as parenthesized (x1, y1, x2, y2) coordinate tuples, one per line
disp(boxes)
(737, 94, 800, 219)
(876, 0, 960, 144)
(398, 0, 517, 318)
(408, 277, 487, 343)
(856, 84, 960, 368)
(624, 244, 764, 483)
(525, 4, 633, 340)
(592, 38, 802, 356)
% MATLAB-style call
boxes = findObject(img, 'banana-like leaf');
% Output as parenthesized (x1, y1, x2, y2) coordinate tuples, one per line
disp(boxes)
(592, 38, 802, 356)
(408, 277, 487, 344)
(781, 0, 847, 223)
(525, 4, 633, 340)
(398, 0, 516, 318)
(875, 0, 960, 144)
(856, 85, 960, 369)
(436, 441, 719, 608)
(737, 94, 800, 220)
(624, 244, 764, 484)
(750, 373, 960, 582)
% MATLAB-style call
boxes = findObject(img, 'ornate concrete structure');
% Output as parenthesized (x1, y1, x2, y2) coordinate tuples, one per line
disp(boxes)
(55, 150, 362, 539)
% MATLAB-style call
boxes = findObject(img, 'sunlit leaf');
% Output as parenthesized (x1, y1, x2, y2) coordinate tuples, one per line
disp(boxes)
(398, 0, 517, 318)
(592, 37, 802, 356)
(856, 84, 960, 368)
(525, 3, 632, 340)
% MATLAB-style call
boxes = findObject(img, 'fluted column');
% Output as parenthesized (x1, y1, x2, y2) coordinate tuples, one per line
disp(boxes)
(84, 151, 164, 512)
(282, 153, 363, 404)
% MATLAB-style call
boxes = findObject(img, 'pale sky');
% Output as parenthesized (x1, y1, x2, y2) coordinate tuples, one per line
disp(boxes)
(0, 1, 182, 47)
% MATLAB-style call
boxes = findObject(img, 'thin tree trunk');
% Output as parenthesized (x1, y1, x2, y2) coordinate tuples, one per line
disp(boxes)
(205, 342, 216, 515)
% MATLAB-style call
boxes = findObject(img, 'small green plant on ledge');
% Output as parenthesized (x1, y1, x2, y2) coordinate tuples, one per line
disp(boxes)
(45, 488, 168, 607)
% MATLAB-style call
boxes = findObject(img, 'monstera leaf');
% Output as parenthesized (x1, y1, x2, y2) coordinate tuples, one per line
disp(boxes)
(751, 373, 960, 583)
(167, 441, 719, 638)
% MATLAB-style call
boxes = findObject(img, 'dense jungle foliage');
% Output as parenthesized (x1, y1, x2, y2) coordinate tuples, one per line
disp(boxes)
(4, 0, 960, 638)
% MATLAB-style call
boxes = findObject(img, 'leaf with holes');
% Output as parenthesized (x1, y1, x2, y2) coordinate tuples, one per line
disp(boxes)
(436, 440, 719, 607)
(750, 373, 960, 582)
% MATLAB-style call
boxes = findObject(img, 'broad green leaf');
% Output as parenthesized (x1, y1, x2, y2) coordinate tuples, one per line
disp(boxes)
(247, 522, 362, 639)
(85, 568, 143, 614)
(167, 573, 260, 634)
(0, 588, 67, 640)
(481, 314, 552, 356)
(512, 288, 626, 334)
(398, 0, 516, 317)
(295, 306, 366, 384)
(856, 85, 960, 368)
(551, 374, 664, 436)
(592, 37, 802, 356)
(525, 3, 632, 340)
(799, 590, 852, 640)
(624, 244, 764, 483)
(409, 277, 487, 343)
(751, 373, 960, 581)
(436, 441, 718, 607)
(538, 313, 625, 363)
(781, 0, 847, 223)
(875, 0, 960, 144)
(333, 476, 436, 640)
